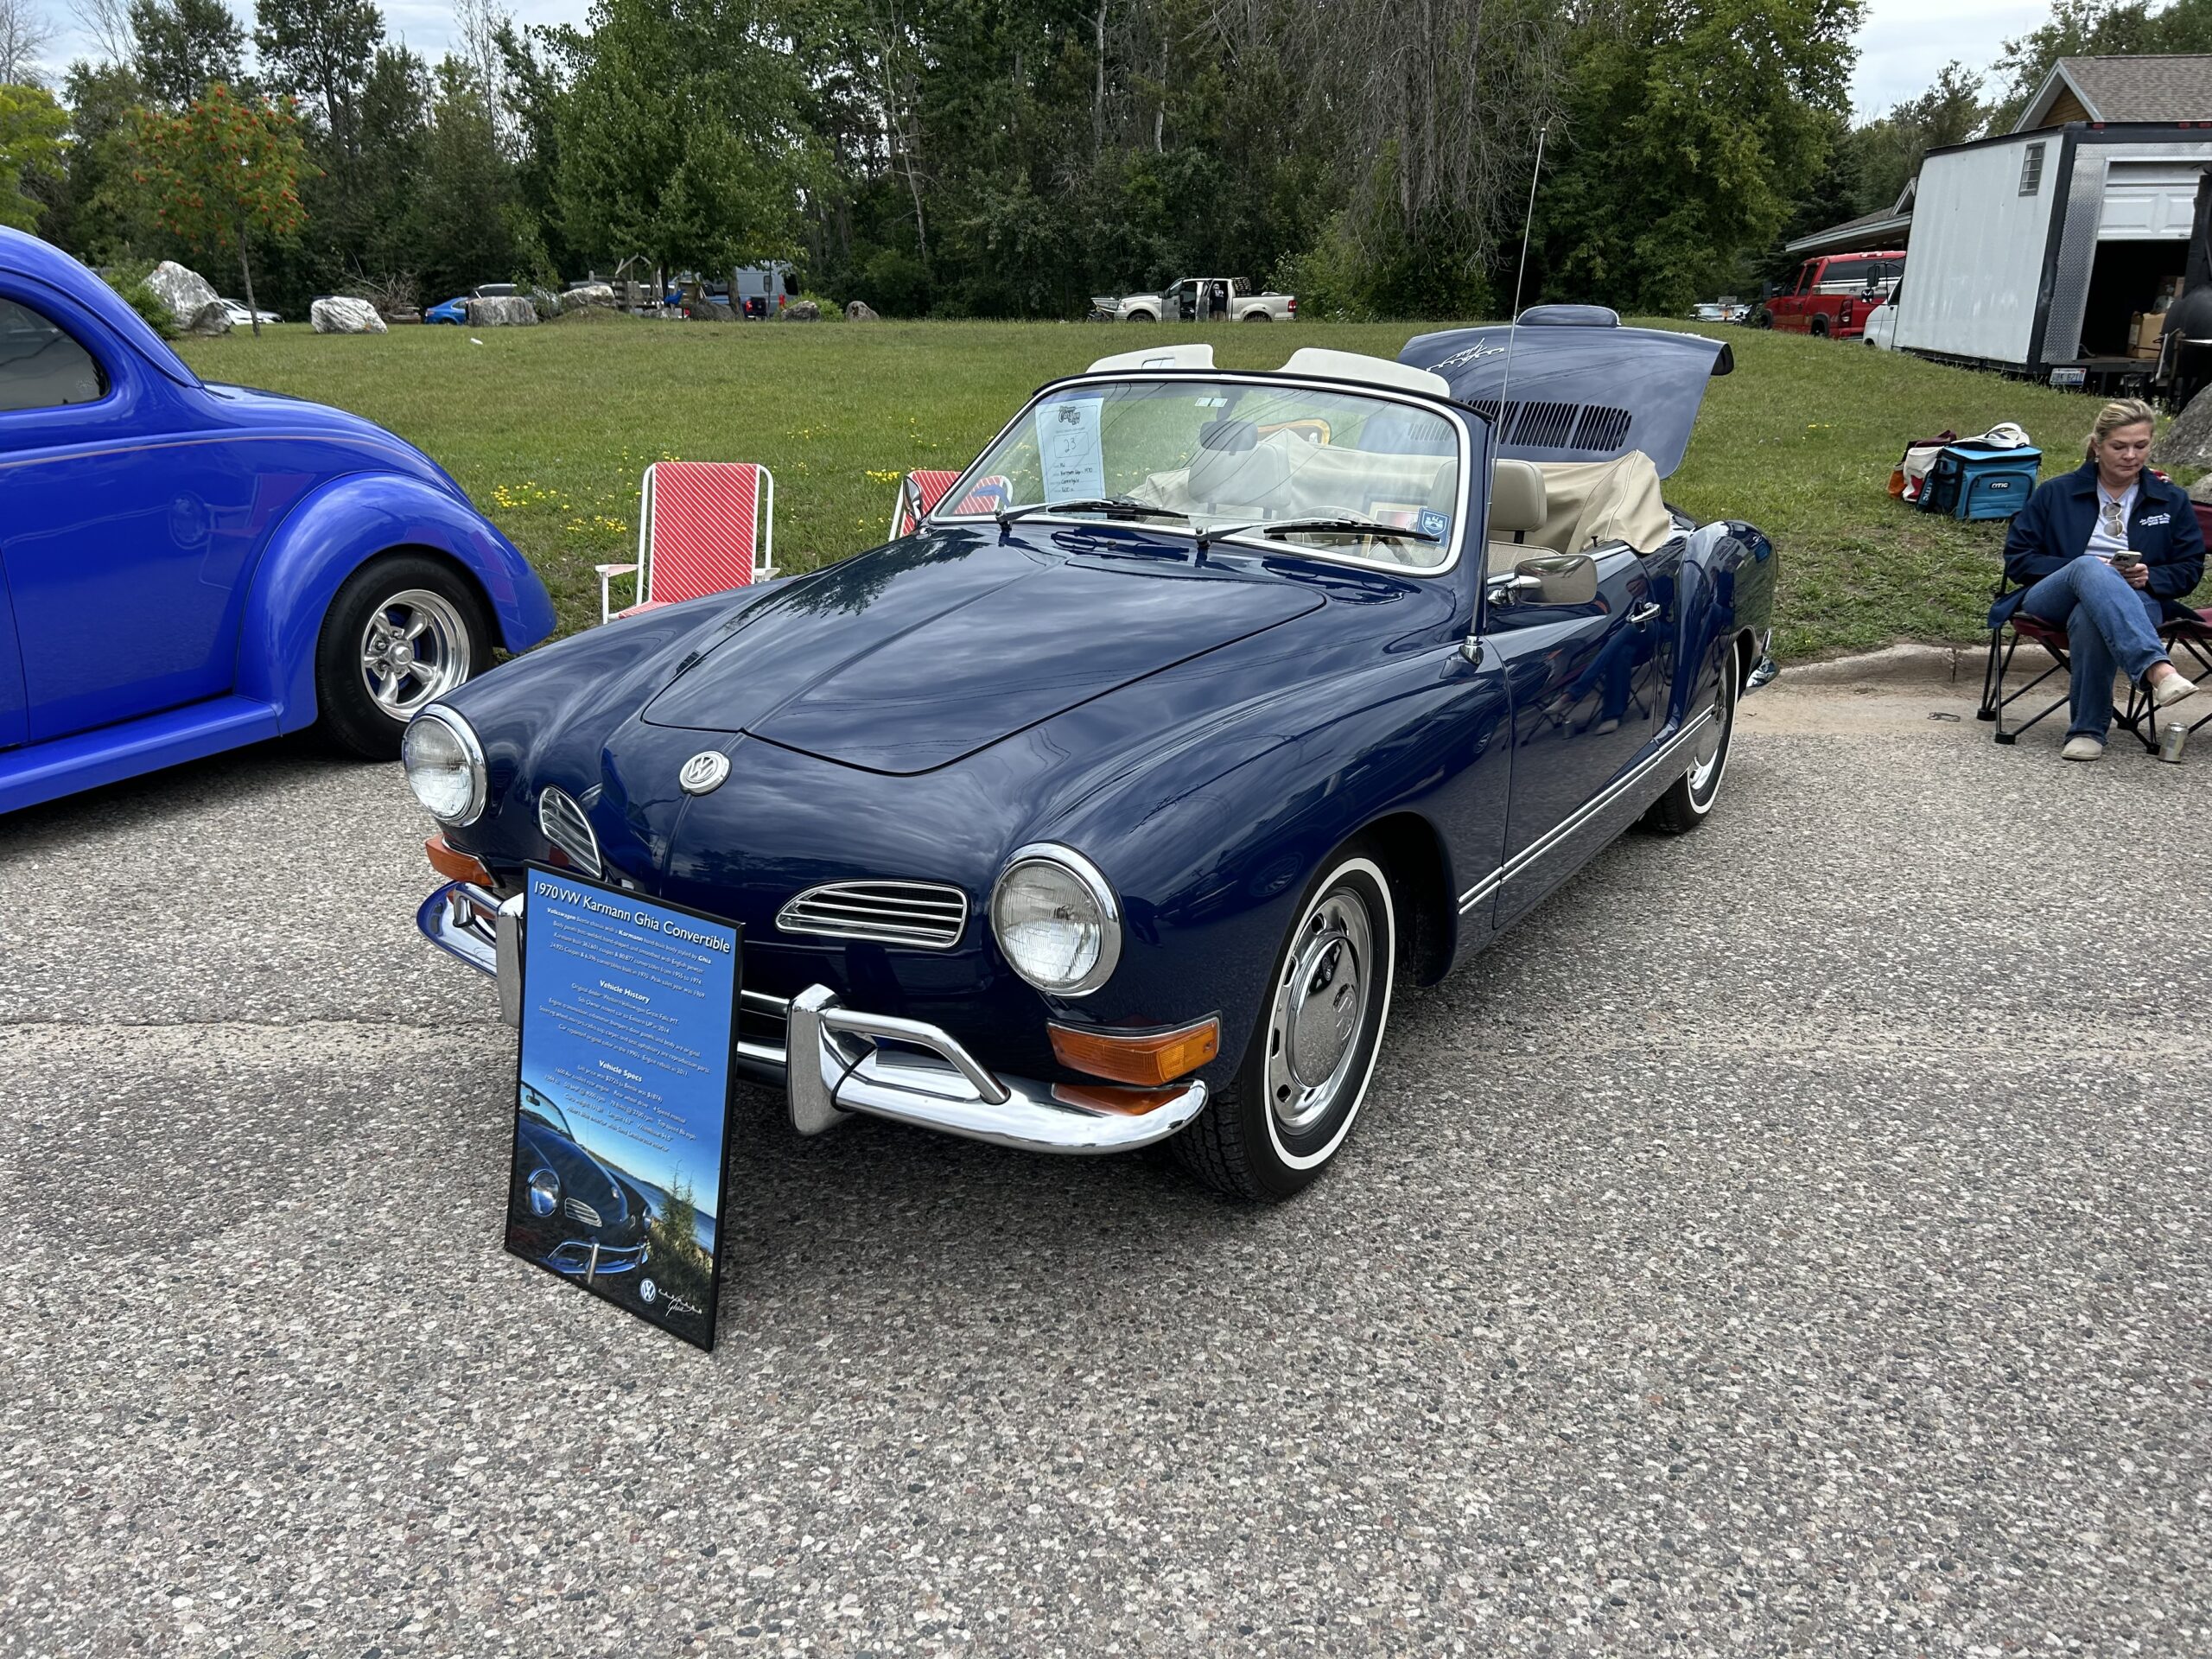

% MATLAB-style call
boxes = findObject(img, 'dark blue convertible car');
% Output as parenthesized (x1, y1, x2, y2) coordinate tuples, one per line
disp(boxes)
(411, 319, 1774, 1199)
(0, 228, 552, 813)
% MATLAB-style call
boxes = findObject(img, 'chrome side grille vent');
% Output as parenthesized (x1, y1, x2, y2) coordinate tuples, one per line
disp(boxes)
(777, 880, 968, 950)
(563, 1197, 603, 1228)
(537, 786, 602, 880)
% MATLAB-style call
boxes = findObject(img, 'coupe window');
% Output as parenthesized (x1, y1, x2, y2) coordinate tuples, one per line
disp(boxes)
(0, 296, 105, 412)
(942, 378, 1464, 569)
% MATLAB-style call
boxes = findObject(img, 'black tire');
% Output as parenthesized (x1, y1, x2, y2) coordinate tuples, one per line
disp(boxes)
(1127, 311, 1155, 323)
(1243, 312, 1272, 322)
(1808, 316, 1829, 339)
(1173, 844, 1397, 1200)
(1643, 645, 1740, 835)
(1753, 309, 1774, 329)
(314, 551, 492, 759)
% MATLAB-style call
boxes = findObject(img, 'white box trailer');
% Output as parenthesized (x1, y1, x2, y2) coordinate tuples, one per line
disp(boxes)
(1895, 123, 2212, 385)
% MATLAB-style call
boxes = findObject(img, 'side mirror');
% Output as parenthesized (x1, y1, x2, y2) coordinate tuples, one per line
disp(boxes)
(1493, 552, 1598, 607)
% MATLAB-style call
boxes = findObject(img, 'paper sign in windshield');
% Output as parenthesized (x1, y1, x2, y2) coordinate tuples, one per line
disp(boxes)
(1038, 396, 1106, 500)
(507, 868, 740, 1352)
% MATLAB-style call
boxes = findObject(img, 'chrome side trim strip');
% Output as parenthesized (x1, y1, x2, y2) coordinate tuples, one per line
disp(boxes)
(1456, 708, 1715, 915)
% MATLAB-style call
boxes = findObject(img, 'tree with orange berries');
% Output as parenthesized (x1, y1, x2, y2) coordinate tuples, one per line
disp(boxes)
(133, 83, 312, 336)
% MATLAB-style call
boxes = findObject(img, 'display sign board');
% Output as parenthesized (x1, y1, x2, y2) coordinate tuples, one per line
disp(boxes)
(506, 867, 740, 1351)
(1037, 395, 1106, 499)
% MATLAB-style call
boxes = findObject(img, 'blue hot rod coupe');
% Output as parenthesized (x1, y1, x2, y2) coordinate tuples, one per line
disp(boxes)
(410, 316, 1774, 1199)
(0, 228, 553, 813)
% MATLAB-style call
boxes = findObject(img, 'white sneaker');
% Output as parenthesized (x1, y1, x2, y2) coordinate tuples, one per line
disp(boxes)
(2152, 672, 2199, 709)
(2062, 734, 2105, 761)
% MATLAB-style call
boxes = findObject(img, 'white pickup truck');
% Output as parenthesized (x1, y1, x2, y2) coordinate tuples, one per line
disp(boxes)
(1090, 276, 1296, 323)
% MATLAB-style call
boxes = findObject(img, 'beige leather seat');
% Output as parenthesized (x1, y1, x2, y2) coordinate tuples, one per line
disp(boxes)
(1486, 458, 1548, 574)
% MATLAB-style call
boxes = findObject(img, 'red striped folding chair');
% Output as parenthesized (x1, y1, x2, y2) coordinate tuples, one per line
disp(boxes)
(597, 461, 776, 624)
(887, 469, 963, 540)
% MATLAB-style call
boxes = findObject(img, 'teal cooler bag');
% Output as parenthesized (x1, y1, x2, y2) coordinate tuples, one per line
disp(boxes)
(1923, 443, 2042, 520)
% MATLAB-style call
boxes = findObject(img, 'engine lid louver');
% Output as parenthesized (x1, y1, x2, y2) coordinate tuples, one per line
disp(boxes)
(776, 880, 968, 950)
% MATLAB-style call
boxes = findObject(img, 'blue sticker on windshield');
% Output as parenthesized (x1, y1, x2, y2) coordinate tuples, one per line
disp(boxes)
(1418, 509, 1450, 541)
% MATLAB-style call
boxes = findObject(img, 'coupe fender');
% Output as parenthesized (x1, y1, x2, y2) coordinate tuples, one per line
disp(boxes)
(0, 227, 554, 813)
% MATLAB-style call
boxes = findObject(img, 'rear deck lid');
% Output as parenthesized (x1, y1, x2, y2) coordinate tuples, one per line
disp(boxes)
(1398, 307, 1731, 477)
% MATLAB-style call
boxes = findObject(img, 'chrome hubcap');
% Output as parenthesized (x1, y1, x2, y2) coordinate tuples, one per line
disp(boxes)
(359, 589, 470, 721)
(1688, 670, 1735, 799)
(1267, 887, 1375, 1136)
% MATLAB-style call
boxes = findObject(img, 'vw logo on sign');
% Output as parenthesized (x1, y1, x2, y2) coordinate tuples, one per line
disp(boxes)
(678, 751, 730, 796)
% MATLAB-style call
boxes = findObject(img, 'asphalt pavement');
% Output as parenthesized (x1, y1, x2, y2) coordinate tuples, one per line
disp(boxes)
(2, 680, 2208, 1656)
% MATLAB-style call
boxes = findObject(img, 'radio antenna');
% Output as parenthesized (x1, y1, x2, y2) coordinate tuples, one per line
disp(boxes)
(1494, 122, 1548, 440)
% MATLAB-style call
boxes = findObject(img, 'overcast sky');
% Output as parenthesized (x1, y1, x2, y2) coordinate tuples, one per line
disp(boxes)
(37, 0, 2057, 125)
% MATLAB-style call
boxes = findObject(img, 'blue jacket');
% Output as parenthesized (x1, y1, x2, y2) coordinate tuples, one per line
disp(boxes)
(1991, 461, 2207, 626)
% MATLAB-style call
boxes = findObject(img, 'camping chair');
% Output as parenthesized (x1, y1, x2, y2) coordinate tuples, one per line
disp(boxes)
(2118, 502, 2212, 749)
(887, 468, 963, 540)
(597, 461, 775, 625)
(1978, 597, 2084, 745)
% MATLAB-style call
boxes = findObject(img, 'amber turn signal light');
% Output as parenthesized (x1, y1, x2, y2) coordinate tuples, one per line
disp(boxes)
(1048, 1015, 1219, 1086)
(425, 833, 493, 887)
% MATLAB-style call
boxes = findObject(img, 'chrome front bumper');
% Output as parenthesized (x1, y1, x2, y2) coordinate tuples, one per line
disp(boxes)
(418, 880, 1208, 1156)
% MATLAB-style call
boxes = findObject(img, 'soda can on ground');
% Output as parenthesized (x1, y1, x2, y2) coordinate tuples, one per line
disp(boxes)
(2158, 720, 2190, 763)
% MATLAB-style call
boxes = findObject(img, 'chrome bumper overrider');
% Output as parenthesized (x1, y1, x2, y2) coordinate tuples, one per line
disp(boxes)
(417, 880, 1208, 1156)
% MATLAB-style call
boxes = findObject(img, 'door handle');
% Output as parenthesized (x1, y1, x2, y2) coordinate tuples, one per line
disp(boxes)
(1628, 602, 1661, 625)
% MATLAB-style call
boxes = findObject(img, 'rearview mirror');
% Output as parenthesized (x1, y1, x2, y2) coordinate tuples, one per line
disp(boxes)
(1505, 552, 1599, 607)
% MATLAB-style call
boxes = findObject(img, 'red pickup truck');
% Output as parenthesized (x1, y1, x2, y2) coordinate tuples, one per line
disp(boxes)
(1759, 250, 1905, 340)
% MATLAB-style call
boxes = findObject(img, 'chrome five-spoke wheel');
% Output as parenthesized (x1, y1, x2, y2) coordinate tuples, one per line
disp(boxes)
(359, 588, 473, 721)
(315, 553, 493, 760)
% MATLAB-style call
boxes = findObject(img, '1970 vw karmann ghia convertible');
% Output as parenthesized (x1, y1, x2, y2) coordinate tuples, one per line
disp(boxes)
(410, 313, 1774, 1199)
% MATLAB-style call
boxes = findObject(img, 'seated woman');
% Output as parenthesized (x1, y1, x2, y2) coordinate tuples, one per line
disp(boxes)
(1994, 398, 2202, 760)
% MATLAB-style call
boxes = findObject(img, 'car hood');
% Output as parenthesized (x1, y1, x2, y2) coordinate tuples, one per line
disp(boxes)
(639, 531, 1324, 774)
(1397, 307, 1732, 477)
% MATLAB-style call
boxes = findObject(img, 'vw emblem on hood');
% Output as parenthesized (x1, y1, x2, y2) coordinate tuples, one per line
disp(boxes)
(679, 751, 730, 795)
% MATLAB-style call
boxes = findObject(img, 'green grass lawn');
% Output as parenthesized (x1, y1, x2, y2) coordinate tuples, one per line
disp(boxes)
(175, 316, 2115, 658)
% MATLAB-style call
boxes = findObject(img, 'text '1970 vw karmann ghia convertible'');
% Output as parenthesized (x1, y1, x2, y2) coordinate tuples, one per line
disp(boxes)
(409, 311, 1775, 1199)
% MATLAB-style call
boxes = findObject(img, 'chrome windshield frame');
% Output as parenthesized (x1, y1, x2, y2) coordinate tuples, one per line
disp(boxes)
(925, 371, 1479, 580)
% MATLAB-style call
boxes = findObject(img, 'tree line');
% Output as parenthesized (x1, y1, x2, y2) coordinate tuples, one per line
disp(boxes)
(0, 0, 2178, 321)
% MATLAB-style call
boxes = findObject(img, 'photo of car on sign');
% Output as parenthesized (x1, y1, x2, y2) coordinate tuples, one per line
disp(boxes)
(506, 1081, 721, 1338)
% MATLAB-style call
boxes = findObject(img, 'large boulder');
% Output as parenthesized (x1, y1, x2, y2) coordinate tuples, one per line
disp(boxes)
(311, 296, 388, 334)
(844, 300, 879, 321)
(466, 296, 538, 327)
(2190, 470, 2212, 505)
(783, 299, 821, 322)
(178, 301, 232, 336)
(2154, 384, 2212, 472)
(144, 262, 225, 331)
(562, 283, 615, 311)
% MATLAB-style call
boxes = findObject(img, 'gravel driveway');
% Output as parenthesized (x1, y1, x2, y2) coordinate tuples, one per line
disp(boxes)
(2, 681, 2206, 1656)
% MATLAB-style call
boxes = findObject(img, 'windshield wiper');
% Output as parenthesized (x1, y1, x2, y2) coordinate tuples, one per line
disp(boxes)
(1194, 516, 1445, 555)
(996, 497, 1189, 529)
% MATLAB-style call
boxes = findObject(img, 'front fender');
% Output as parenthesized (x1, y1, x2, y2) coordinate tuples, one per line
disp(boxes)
(234, 470, 556, 728)
(1046, 649, 1498, 1082)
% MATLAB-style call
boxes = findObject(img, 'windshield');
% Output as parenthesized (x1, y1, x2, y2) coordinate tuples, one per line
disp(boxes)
(520, 1087, 574, 1141)
(940, 378, 1465, 569)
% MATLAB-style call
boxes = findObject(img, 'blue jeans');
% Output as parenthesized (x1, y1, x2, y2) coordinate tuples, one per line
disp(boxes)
(2020, 557, 2166, 739)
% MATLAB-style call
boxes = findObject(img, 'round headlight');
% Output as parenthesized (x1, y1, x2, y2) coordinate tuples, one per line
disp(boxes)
(990, 845, 1122, 996)
(403, 706, 487, 825)
(527, 1167, 560, 1218)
